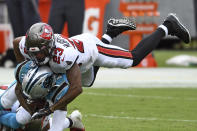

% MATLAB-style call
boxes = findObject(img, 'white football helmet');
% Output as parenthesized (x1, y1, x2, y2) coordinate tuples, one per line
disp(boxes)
(22, 65, 54, 99)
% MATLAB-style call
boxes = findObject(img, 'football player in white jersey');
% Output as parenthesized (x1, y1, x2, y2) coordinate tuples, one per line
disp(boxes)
(0, 61, 85, 131)
(12, 14, 190, 119)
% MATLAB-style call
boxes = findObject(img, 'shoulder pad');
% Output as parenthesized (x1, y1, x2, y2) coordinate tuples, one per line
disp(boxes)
(15, 61, 36, 83)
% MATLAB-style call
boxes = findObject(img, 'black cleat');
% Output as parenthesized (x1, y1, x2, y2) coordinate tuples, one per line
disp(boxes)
(106, 17, 136, 38)
(164, 13, 191, 44)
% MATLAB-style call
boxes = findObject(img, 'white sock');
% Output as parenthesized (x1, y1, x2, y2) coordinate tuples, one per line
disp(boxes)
(49, 110, 68, 131)
(102, 34, 112, 43)
(158, 25, 168, 37)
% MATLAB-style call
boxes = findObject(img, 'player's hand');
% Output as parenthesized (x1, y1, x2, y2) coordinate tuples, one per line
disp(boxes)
(31, 107, 52, 120)
(26, 98, 48, 115)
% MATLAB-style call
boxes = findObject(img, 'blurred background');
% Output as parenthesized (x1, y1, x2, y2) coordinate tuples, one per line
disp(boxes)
(0, 0, 196, 68)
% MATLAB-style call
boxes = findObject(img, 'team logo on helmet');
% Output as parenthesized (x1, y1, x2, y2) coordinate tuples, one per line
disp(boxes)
(40, 25, 53, 41)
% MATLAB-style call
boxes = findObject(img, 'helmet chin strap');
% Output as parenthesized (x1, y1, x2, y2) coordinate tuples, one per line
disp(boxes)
(33, 56, 50, 65)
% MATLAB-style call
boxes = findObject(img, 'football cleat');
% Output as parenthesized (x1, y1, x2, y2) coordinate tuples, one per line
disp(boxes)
(164, 13, 191, 44)
(106, 17, 136, 38)
(69, 110, 85, 131)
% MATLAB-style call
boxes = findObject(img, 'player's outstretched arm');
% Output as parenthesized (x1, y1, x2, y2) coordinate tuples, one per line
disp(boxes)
(50, 63, 83, 111)
(13, 37, 25, 63)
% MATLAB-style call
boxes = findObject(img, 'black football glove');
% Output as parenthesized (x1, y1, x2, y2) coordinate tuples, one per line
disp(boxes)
(32, 107, 52, 120)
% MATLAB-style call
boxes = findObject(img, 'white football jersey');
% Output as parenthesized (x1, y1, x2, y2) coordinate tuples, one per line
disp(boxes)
(19, 33, 99, 74)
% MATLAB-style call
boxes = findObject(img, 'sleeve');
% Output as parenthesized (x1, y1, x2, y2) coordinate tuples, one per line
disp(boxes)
(14, 61, 26, 83)
(14, 61, 29, 84)
(49, 47, 79, 74)
(19, 36, 31, 60)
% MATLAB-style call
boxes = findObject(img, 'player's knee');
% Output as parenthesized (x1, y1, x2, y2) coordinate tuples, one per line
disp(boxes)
(132, 60, 140, 67)
(131, 52, 141, 67)
(81, 77, 95, 87)
(132, 58, 142, 67)
(0, 96, 15, 109)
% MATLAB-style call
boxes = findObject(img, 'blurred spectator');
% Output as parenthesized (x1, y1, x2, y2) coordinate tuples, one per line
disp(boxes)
(48, 0, 85, 37)
(5, 0, 41, 37)
(1, 0, 41, 67)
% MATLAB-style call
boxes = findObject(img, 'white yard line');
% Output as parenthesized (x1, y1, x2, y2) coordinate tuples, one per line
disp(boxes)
(84, 92, 197, 101)
(85, 114, 197, 123)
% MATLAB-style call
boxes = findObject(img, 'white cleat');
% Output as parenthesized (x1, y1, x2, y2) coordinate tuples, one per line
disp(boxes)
(106, 17, 136, 38)
(69, 110, 85, 131)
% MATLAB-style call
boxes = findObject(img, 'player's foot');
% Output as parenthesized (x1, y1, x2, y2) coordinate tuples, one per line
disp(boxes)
(69, 110, 85, 131)
(164, 13, 191, 43)
(106, 17, 136, 38)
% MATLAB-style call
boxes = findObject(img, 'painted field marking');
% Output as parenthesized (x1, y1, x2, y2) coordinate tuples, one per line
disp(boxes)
(85, 114, 197, 123)
(84, 92, 197, 101)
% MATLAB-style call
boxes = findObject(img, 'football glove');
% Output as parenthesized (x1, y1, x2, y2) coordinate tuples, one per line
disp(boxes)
(32, 107, 52, 120)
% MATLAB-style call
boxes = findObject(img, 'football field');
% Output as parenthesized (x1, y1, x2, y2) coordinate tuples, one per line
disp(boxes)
(66, 68, 197, 131)
(68, 88, 197, 131)
(0, 67, 197, 131)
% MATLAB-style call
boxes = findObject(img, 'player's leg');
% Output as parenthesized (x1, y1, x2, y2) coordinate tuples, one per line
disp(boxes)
(46, 75, 84, 130)
(0, 112, 21, 129)
(48, 110, 70, 131)
(0, 106, 31, 129)
(90, 18, 136, 86)
(0, 106, 50, 131)
(0, 81, 18, 110)
(66, 0, 85, 37)
(131, 13, 190, 66)
(48, 110, 85, 131)
(94, 42, 133, 68)
(95, 13, 191, 68)
(48, 0, 65, 34)
(81, 67, 97, 87)
(69, 110, 85, 131)
(101, 17, 136, 44)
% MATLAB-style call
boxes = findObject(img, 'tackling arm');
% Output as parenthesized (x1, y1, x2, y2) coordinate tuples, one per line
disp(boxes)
(15, 83, 34, 115)
(14, 38, 37, 114)
(32, 63, 83, 119)
(50, 63, 83, 111)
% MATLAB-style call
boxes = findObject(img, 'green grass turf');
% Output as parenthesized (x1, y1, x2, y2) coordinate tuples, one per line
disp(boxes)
(64, 50, 197, 130)
(66, 88, 197, 131)
(153, 50, 197, 67)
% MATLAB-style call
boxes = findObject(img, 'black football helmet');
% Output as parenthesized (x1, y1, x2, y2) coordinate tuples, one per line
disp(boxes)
(25, 22, 54, 65)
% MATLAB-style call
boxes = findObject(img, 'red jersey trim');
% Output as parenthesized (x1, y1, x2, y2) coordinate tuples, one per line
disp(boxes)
(97, 45, 133, 59)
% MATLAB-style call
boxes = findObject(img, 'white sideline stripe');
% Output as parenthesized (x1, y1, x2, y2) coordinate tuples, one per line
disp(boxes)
(85, 114, 197, 123)
(84, 92, 197, 101)
(93, 68, 197, 88)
